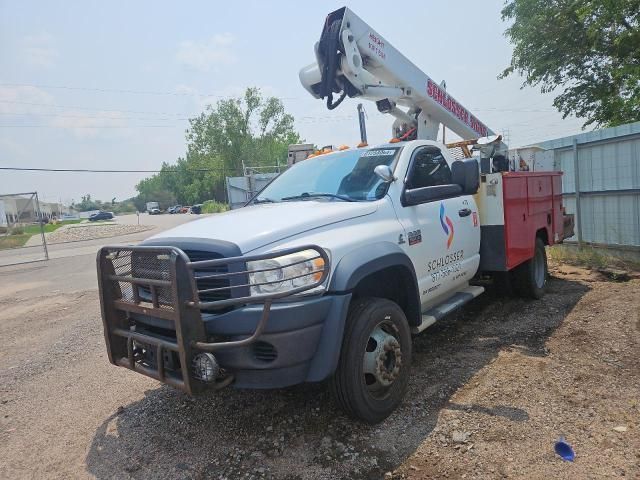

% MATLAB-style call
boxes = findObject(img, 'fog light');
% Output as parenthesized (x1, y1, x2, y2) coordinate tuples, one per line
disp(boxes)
(192, 353, 219, 382)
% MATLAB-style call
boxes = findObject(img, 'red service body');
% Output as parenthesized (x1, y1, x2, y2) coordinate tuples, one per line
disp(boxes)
(502, 172, 564, 269)
(477, 171, 572, 273)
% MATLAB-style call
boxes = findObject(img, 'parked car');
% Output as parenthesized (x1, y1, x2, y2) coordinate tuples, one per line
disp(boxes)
(89, 211, 114, 221)
(168, 205, 182, 214)
(190, 204, 202, 214)
(149, 207, 162, 215)
(180, 206, 190, 214)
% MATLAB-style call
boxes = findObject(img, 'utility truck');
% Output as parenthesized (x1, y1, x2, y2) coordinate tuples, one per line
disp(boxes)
(97, 7, 573, 423)
(145, 201, 160, 214)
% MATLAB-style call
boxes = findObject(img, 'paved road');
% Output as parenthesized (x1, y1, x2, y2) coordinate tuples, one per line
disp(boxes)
(0, 213, 204, 269)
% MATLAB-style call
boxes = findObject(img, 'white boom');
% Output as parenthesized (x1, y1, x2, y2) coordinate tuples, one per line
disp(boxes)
(300, 7, 494, 142)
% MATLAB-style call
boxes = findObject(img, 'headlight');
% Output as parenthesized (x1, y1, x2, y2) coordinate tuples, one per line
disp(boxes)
(247, 249, 327, 296)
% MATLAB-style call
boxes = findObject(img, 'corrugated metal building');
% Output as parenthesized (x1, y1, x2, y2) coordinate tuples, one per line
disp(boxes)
(530, 121, 640, 258)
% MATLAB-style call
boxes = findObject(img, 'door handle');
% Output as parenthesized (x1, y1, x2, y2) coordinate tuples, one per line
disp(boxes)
(458, 208, 472, 217)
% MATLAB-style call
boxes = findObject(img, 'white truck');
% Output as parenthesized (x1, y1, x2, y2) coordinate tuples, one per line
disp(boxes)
(145, 201, 160, 214)
(97, 7, 572, 423)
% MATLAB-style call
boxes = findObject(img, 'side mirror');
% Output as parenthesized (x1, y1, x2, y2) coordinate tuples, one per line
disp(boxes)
(451, 159, 480, 195)
(374, 165, 395, 183)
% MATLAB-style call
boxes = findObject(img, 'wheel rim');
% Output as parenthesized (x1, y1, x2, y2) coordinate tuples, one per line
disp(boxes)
(534, 247, 546, 289)
(362, 320, 402, 398)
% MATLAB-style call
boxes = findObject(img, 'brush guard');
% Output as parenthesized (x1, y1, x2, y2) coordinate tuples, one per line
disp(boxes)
(97, 245, 329, 395)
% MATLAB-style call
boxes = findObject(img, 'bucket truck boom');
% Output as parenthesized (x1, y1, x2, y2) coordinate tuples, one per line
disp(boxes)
(300, 7, 493, 142)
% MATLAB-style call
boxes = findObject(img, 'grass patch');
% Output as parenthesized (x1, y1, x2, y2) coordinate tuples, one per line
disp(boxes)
(201, 200, 229, 214)
(549, 244, 640, 272)
(0, 234, 31, 249)
(0, 220, 84, 250)
(22, 219, 83, 235)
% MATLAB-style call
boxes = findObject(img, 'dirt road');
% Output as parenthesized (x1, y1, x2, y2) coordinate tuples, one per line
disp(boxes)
(1, 261, 638, 479)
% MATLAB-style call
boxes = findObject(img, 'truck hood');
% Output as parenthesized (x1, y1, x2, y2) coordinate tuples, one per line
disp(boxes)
(146, 201, 378, 253)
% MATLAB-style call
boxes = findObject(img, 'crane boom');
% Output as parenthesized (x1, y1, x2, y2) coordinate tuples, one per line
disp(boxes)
(300, 7, 494, 142)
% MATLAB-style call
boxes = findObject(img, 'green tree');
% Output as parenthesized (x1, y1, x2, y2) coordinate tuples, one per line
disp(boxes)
(186, 87, 301, 173)
(74, 194, 99, 212)
(135, 87, 300, 204)
(134, 173, 177, 210)
(501, 0, 640, 128)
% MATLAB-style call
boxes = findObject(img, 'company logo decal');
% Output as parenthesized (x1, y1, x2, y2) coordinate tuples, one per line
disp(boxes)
(408, 229, 422, 246)
(439, 202, 454, 249)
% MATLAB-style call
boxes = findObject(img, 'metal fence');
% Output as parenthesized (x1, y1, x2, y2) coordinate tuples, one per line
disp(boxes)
(0, 192, 49, 267)
(226, 166, 281, 209)
(536, 122, 640, 259)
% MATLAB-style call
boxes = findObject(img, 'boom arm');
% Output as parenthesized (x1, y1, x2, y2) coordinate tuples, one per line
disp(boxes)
(300, 7, 494, 141)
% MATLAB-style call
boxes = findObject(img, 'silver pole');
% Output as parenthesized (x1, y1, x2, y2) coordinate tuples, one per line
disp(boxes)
(34, 192, 49, 260)
(357, 103, 367, 145)
(572, 138, 583, 248)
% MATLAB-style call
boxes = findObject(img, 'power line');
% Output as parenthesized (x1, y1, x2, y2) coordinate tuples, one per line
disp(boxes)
(0, 99, 193, 116)
(0, 82, 301, 100)
(0, 102, 357, 125)
(0, 124, 179, 128)
(0, 111, 188, 121)
(471, 107, 556, 113)
(0, 167, 230, 173)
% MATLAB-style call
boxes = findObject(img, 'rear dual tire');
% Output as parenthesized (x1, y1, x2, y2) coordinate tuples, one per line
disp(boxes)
(514, 238, 548, 299)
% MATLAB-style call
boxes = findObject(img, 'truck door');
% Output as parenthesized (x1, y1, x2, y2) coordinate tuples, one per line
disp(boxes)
(395, 146, 480, 309)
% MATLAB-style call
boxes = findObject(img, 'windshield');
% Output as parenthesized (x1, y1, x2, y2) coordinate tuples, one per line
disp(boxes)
(255, 147, 402, 203)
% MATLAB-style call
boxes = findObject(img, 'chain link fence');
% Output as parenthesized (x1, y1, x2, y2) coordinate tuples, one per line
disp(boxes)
(0, 192, 49, 267)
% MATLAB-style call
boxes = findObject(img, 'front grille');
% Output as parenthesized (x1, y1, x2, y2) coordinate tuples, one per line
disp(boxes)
(183, 250, 231, 305)
(136, 249, 233, 310)
(129, 250, 174, 308)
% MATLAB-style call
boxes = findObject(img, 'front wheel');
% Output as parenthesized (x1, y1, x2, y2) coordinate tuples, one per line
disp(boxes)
(330, 297, 412, 424)
(514, 237, 548, 299)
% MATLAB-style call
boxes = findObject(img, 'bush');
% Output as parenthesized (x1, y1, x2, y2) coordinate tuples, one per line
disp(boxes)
(201, 200, 229, 214)
(10, 226, 24, 235)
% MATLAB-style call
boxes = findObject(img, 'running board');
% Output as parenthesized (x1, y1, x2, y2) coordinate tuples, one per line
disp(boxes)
(412, 285, 485, 334)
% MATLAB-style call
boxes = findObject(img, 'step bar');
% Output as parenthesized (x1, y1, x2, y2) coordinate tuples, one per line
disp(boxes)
(412, 285, 484, 334)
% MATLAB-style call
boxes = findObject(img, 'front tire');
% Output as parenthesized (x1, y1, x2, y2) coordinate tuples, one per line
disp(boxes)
(330, 297, 412, 424)
(514, 237, 548, 299)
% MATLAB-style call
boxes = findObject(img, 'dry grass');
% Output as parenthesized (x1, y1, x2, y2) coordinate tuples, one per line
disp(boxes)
(0, 234, 31, 249)
(548, 244, 640, 272)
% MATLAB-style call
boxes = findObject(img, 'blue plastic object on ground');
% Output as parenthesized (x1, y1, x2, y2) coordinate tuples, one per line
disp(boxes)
(554, 437, 575, 462)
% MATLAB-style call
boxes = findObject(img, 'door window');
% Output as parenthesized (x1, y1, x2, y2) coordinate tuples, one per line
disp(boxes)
(406, 147, 452, 189)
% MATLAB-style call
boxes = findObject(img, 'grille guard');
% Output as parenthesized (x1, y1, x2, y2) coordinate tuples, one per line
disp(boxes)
(97, 244, 330, 395)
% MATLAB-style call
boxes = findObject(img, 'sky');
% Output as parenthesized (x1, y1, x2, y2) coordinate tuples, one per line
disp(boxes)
(0, 0, 588, 204)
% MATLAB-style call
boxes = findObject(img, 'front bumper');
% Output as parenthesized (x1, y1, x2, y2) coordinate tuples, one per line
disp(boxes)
(201, 294, 351, 388)
(97, 245, 345, 394)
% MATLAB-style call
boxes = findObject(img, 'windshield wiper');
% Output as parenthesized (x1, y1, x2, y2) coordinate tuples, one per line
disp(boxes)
(281, 192, 356, 202)
(253, 197, 276, 204)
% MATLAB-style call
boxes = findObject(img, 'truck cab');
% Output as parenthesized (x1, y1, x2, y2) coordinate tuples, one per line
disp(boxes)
(97, 141, 519, 423)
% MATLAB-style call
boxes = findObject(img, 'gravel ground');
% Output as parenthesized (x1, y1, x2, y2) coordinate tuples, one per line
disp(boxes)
(393, 264, 640, 479)
(44, 223, 153, 244)
(0, 262, 638, 479)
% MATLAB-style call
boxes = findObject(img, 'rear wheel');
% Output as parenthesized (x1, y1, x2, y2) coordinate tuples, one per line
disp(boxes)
(330, 297, 412, 424)
(514, 237, 548, 299)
